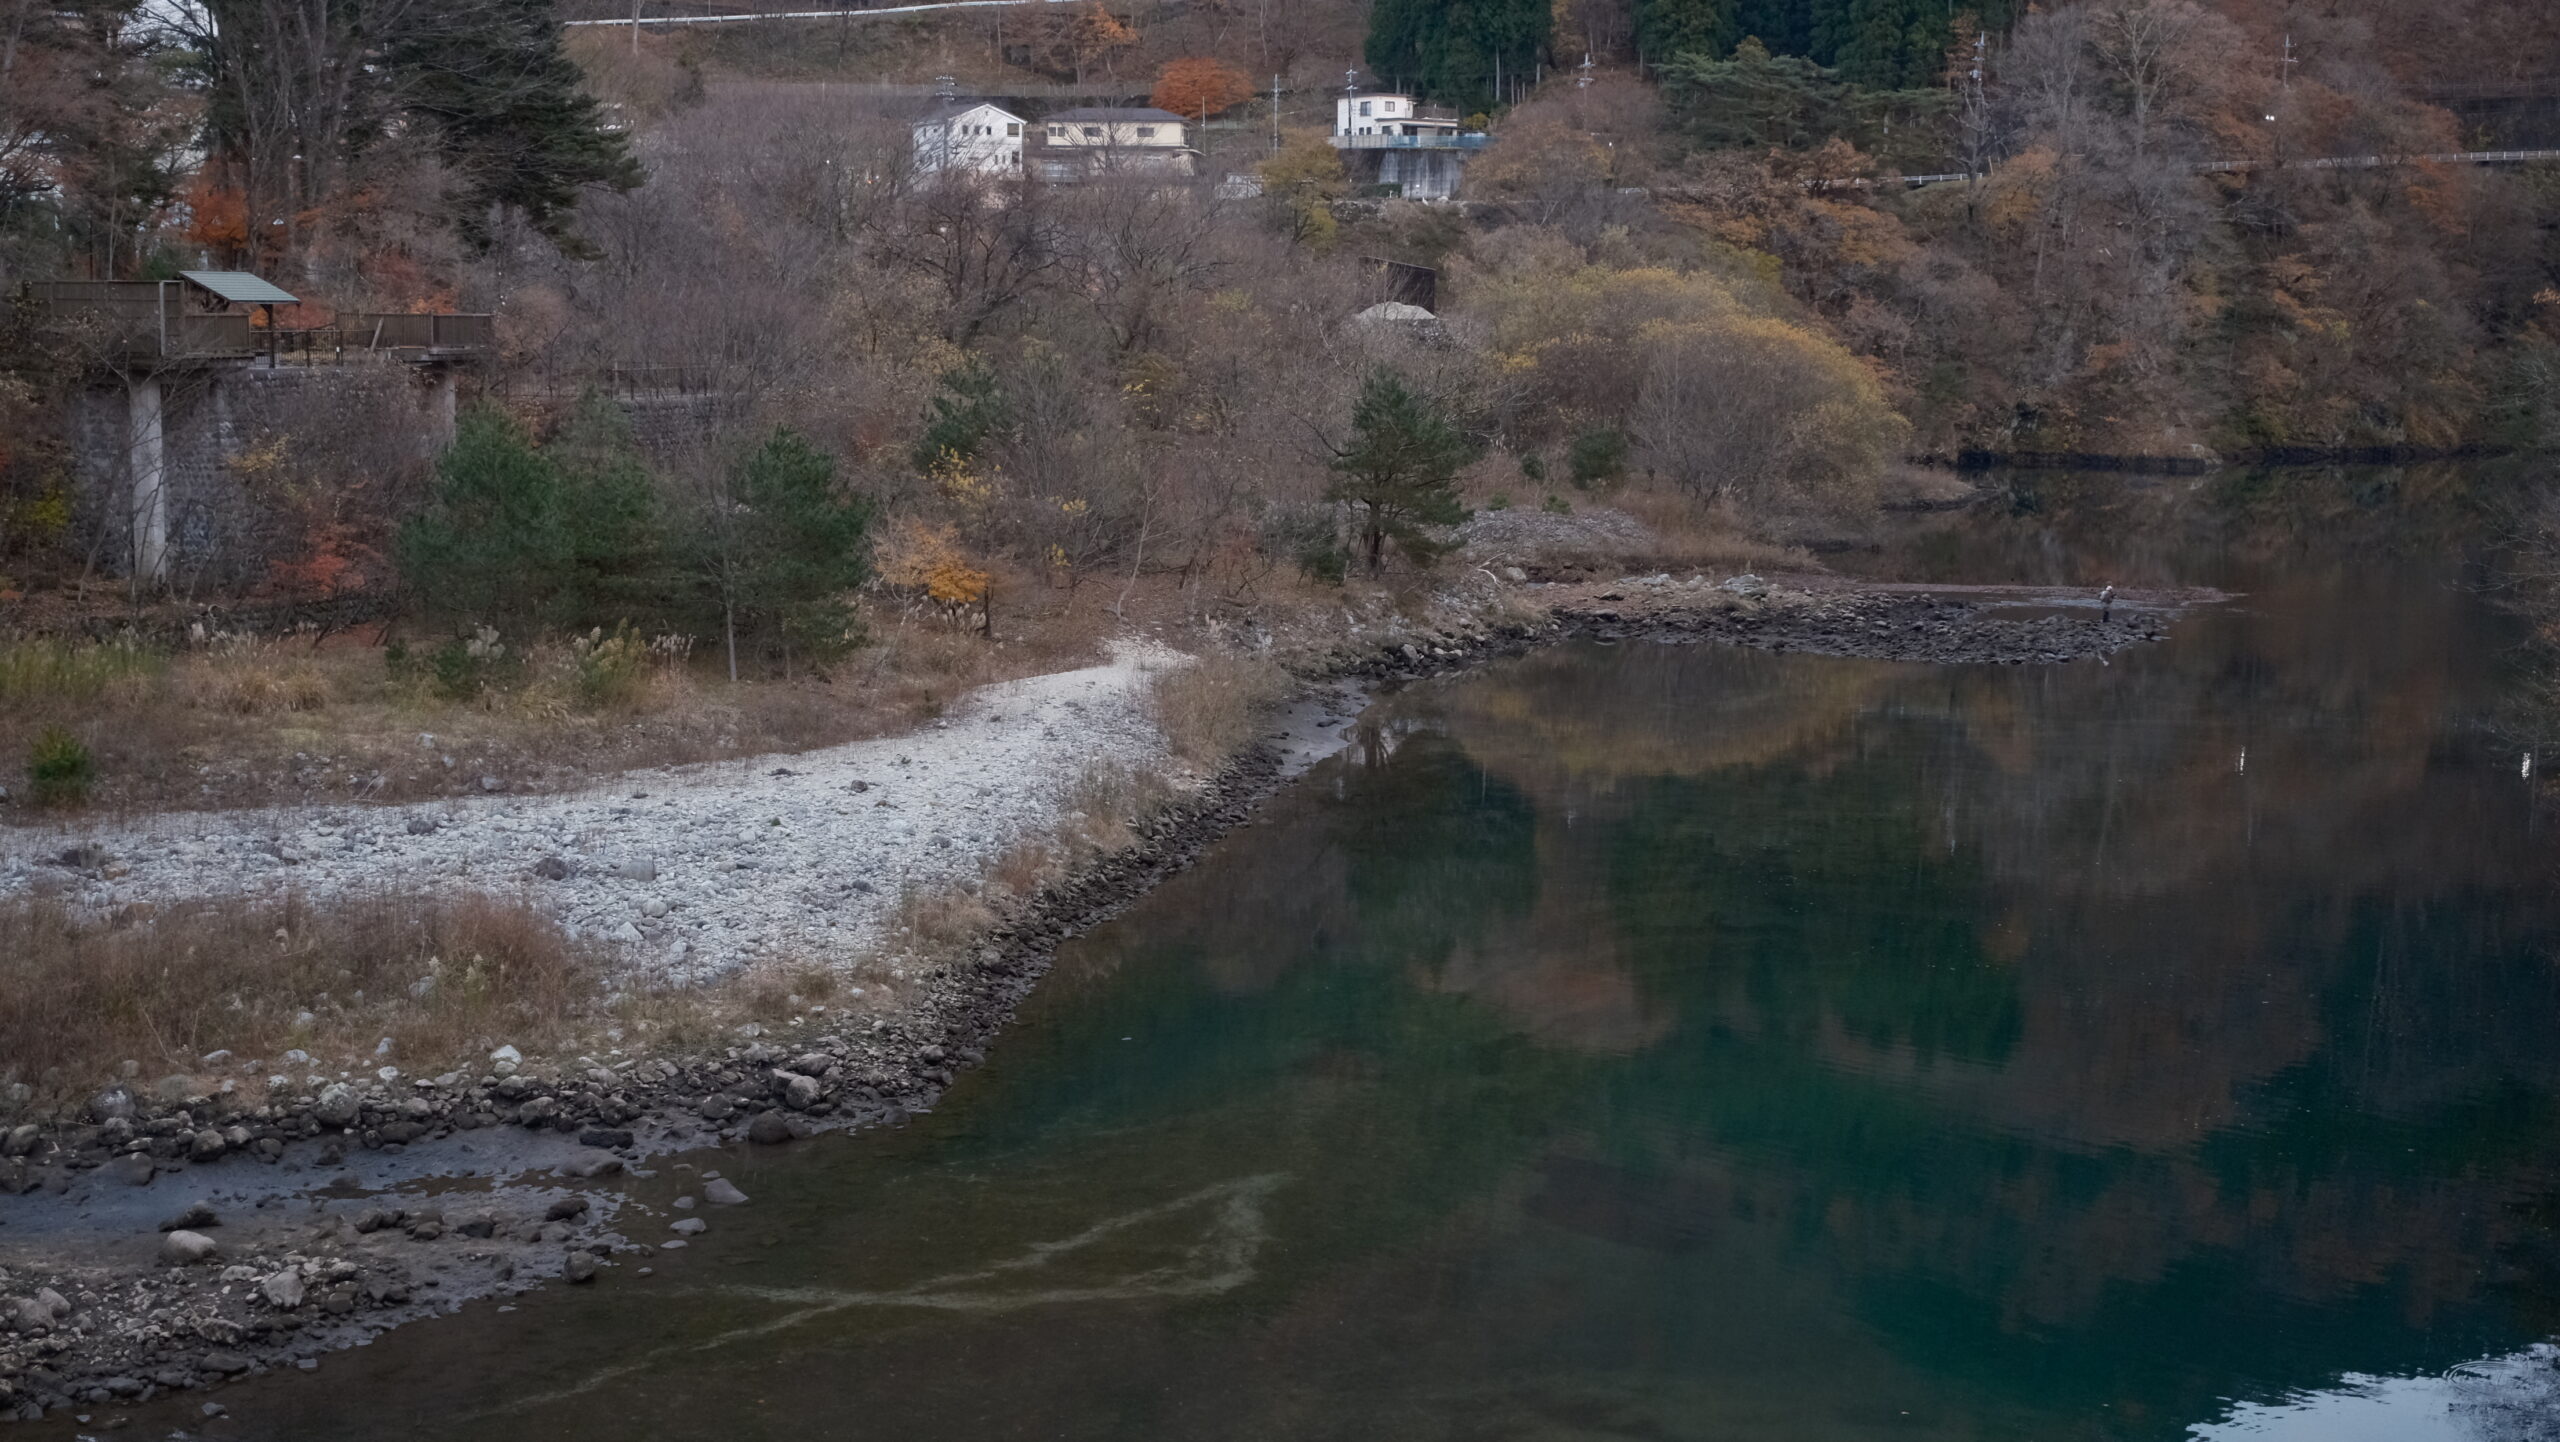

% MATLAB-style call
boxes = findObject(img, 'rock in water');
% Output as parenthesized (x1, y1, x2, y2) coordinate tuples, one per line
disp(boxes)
(313, 1083, 361, 1128)
(563, 1251, 598, 1284)
(160, 1230, 219, 1266)
(701, 1178, 749, 1207)
(745, 1111, 792, 1146)
(668, 1217, 707, 1236)
(106, 1153, 156, 1187)
(545, 1196, 589, 1222)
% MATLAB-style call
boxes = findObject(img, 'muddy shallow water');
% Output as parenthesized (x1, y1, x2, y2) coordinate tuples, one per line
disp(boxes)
(83, 470, 2560, 1440)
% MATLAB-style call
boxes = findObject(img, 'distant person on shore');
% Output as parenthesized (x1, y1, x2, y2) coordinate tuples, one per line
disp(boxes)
(2100, 584, 2115, 622)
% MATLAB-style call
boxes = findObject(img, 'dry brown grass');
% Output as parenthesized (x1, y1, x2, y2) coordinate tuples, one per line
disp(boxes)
(1150, 652, 1294, 767)
(0, 595, 1128, 817)
(175, 636, 336, 716)
(1610, 487, 1816, 573)
(0, 891, 609, 1106)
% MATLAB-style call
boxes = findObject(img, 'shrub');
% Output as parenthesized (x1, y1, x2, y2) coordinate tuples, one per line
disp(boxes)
(1151, 653, 1293, 766)
(1297, 534, 1350, 587)
(1263, 506, 1348, 587)
(400, 626, 519, 702)
(570, 623, 650, 710)
(1631, 314, 1909, 517)
(26, 726, 93, 806)
(1543, 495, 1573, 515)
(1568, 427, 1629, 488)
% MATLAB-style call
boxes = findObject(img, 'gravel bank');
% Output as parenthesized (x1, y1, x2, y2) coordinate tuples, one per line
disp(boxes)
(0, 644, 1181, 987)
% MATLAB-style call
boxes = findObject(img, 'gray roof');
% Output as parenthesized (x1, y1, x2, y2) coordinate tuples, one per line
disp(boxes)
(1046, 107, 1186, 123)
(180, 271, 298, 306)
(917, 99, 1022, 125)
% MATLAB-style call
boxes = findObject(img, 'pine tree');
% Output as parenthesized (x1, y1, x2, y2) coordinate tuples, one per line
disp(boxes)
(394, 408, 566, 630)
(1326, 375, 1478, 574)
(395, 399, 668, 633)
(692, 429, 874, 679)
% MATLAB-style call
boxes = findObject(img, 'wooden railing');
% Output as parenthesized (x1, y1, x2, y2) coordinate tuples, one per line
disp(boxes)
(30, 282, 254, 360)
(336, 313, 496, 352)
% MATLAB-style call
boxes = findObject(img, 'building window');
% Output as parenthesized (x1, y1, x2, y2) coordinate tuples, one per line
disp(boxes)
(1084, 126, 1103, 138)
(1049, 126, 1064, 138)
(1359, 101, 1373, 117)
(1136, 126, 1155, 139)
(1007, 123, 1021, 136)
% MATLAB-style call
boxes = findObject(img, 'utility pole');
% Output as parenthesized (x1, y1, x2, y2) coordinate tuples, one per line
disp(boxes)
(631, 0, 640, 57)
(1273, 74, 1283, 152)
(1579, 51, 1595, 88)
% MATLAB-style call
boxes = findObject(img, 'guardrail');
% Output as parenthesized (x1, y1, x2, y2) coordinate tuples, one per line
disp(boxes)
(1851, 147, 2560, 190)
(1330, 133, 1492, 151)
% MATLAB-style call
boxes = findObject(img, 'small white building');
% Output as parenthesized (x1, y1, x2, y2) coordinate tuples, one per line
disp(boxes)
(1329, 84, 1487, 201)
(1334, 91, 1465, 141)
(914, 100, 1027, 177)
(1035, 107, 1198, 181)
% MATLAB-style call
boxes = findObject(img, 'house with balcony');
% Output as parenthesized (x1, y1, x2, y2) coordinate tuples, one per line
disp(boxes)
(1034, 107, 1198, 182)
(1330, 87, 1489, 201)
(914, 98, 1027, 178)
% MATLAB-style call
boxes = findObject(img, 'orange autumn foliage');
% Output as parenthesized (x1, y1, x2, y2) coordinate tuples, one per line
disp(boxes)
(183, 174, 250, 254)
(1152, 58, 1254, 120)
(876, 517, 988, 607)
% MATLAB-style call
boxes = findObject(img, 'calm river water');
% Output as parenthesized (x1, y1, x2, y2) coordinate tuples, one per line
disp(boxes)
(127, 471, 2560, 1439)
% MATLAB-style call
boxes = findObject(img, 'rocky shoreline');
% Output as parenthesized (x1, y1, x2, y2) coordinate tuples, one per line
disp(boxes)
(0, 576, 2187, 1423)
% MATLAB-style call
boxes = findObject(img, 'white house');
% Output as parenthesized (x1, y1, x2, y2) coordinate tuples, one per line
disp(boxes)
(1329, 84, 1488, 201)
(1334, 91, 1465, 141)
(1035, 107, 1198, 181)
(914, 100, 1027, 177)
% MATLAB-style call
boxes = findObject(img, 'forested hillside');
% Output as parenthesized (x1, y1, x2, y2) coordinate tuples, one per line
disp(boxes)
(4, 0, 2560, 633)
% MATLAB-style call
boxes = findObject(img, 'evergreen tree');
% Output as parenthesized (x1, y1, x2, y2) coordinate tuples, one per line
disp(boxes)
(547, 392, 675, 625)
(1326, 375, 1478, 574)
(910, 361, 1012, 475)
(390, 0, 643, 250)
(193, 0, 639, 258)
(692, 428, 874, 678)
(395, 399, 668, 634)
(1365, 0, 1552, 112)
(1828, 0, 1947, 89)
(1735, 0, 1817, 57)
(1661, 37, 1951, 155)
(1634, 0, 1739, 65)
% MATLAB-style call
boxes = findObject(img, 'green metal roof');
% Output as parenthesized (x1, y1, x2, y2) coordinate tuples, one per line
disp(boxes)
(179, 270, 298, 305)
